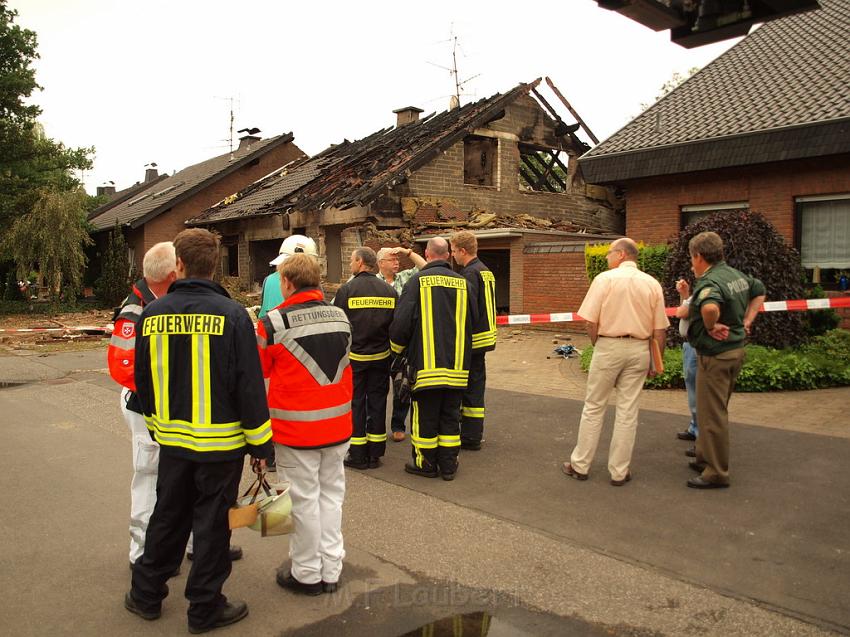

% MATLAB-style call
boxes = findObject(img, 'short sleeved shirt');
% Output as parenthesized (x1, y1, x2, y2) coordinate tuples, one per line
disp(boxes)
(688, 261, 765, 356)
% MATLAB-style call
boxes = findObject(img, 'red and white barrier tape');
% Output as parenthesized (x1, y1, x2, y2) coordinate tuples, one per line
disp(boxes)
(0, 325, 108, 334)
(496, 297, 850, 326)
(1, 297, 847, 331)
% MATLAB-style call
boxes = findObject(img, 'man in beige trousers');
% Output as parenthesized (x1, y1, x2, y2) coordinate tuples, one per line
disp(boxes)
(563, 238, 669, 486)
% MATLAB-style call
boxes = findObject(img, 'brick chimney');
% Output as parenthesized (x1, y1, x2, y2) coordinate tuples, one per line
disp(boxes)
(96, 182, 116, 199)
(144, 162, 158, 182)
(237, 127, 262, 150)
(393, 106, 424, 128)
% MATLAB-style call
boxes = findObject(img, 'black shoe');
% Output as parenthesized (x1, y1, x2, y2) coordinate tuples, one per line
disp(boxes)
(460, 440, 481, 451)
(404, 462, 439, 478)
(186, 545, 242, 562)
(124, 592, 161, 621)
(322, 581, 339, 593)
(188, 600, 249, 634)
(343, 455, 369, 470)
(685, 446, 696, 458)
(688, 461, 707, 473)
(687, 476, 729, 489)
(368, 457, 381, 469)
(276, 570, 323, 596)
(440, 469, 456, 481)
(676, 430, 696, 441)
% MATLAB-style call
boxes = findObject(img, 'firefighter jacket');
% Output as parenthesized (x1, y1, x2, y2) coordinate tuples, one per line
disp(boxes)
(389, 260, 471, 392)
(108, 278, 157, 394)
(134, 279, 273, 462)
(461, 257, 497, 352)
(257, 288, 354, 449)
(332, 271, 397, 365)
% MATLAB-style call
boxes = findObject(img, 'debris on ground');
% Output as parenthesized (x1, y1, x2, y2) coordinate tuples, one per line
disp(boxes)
(553, 344, 578, 359)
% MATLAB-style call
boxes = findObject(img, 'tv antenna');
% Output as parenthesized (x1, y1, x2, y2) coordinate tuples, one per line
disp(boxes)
(427, 27, 480, 107)
(214, 96, 240, 154)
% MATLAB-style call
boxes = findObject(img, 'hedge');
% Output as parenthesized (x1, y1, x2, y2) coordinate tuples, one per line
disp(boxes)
(585, 242, 668, 283)
(579, 329, 850, 392)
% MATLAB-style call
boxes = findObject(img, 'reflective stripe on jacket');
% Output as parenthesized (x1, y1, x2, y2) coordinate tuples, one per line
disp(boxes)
(134, 279, 273, 461)
(388, 260, 471, 392)
(462, 257, 497, 352)
(258, 288, 354, 449)
(332, 271, 397, 364)
(107, 279, 156, 392)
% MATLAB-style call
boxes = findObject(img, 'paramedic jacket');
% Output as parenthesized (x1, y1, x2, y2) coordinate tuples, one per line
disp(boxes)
(389, 259, 472, 392)
(257, 288, 354, 449)
(332, 271, 397, 364)
(461, 257, 497, 352)
(134, 278, 273, 462)
(107, 278, 157, 413)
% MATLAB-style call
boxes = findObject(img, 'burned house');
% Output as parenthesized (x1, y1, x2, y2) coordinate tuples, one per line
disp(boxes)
(187, 79, 622, 315)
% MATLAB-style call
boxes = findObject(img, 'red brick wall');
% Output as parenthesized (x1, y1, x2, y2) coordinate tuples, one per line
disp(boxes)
(521, 250, 590, 333)
(138, 141, 303, 260)
(626, 154, 850, 246)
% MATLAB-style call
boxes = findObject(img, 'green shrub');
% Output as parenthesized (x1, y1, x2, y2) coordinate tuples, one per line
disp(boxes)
(579, 330, 850, 391)
(802, 284, 840, 337)
(663, 210, 807, 349)
(585, 242, 669, 283)
(95, 222, 133, 308)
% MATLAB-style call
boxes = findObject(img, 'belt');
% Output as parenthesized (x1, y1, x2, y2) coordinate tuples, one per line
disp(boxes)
(600, 335, 648, 340)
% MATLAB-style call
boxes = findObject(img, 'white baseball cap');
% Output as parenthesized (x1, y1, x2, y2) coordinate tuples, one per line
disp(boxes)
(270, 234, 318, 266)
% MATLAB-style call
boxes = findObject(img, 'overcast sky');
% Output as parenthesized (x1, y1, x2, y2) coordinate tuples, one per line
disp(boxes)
(11, 0, 742, 194)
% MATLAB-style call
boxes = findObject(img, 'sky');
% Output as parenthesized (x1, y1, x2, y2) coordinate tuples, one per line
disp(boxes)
(10, 0, 743, 195)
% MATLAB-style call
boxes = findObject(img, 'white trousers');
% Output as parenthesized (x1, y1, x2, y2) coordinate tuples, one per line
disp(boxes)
(275, 442, 348, 585)
(570, 337, 649, 481)
(122, 388, 192, 563)
(122, 388, 159, 564)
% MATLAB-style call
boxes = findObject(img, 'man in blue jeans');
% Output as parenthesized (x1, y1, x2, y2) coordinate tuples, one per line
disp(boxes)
(675, 278, 699, 449)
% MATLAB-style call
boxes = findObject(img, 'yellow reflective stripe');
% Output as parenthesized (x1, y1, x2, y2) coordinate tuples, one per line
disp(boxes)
(349, 349, 391, 362)
(454, 287, 464, 370)
(350, 436, 368, 446)
(482, 271, 497, 334)
(416, 368, 469, 380)
(413, 378, 468, 390)
(191, 334, 212, 425)
(146, 415, 243, 436)
(412, 400, 424, 467)
(347, 296, 396, 309)
(461, 406, 484, 418)
(244, 420, 272, 445)
(438, 435, 461, 447)
(411, 435, 438, 449)
(151, 334, 170, 422)
(151, 432, 247, 452)
(420, 286, 435, 369)
(390, 341, 406, 354)
(366, 433, 387, 442)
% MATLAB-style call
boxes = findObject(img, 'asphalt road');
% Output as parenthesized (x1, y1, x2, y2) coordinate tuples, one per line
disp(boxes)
(0, 349, 846, 636)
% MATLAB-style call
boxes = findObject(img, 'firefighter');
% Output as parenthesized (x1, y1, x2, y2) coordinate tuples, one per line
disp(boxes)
(125, 229, 273, 634)
(389, 237, 472, 481)
(333, 247, 397, 469)
(450, 230, 497, 450)
(256, 253, 353, 595)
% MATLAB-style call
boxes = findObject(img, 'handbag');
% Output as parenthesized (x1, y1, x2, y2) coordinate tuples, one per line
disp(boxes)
(228, 474, 273, 529)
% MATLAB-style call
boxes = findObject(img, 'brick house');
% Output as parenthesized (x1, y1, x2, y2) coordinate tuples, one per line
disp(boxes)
(187, 80, 622, 315)
(87, 132, 305, 276)
(578, 0, 850, 326)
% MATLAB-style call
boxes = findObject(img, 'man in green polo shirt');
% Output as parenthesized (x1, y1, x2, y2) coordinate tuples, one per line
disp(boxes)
(686, 231, 765, 489)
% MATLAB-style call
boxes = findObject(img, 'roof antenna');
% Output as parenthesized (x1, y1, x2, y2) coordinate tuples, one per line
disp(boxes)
(427, 25, 480, 109)
(214, 96, 239, 157)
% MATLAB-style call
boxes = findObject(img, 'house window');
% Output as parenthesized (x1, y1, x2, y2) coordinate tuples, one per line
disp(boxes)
(463, 136, 498, 187)
(680, 201, 748, 228)
(797, 195, 850, 286)
(518, 144, 568, 193)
